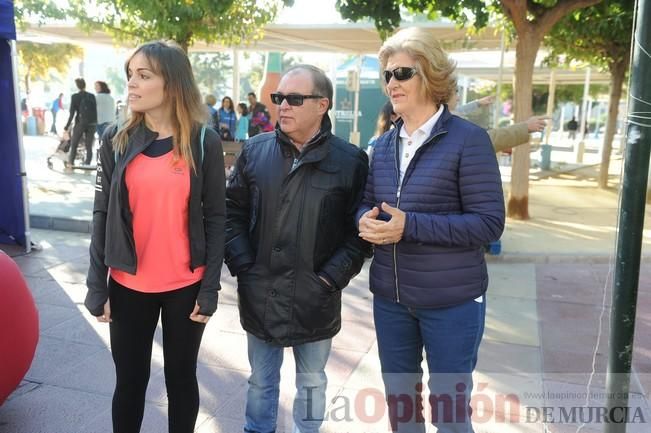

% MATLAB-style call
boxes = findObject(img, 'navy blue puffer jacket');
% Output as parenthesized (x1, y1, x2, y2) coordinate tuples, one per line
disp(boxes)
(356, 106, 505, 308)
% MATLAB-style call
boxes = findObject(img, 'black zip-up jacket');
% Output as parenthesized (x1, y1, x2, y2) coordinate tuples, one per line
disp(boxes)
(225, 116, 372, 346)
(64, 90, 97, 129)
(85, 123, 226, 316)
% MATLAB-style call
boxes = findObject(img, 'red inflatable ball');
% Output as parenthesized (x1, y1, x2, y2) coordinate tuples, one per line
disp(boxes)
(0, 251, 39, 405)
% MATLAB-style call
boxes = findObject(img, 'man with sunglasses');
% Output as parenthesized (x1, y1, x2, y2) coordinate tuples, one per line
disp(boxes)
(225, 64, 371, 433)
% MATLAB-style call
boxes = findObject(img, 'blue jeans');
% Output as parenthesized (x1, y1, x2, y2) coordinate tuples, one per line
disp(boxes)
(373, 295, 486, 433)
(244, 333, 332, 433)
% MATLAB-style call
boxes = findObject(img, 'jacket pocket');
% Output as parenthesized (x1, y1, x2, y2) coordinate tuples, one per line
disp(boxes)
(295, 271, 341, 330)
(310, 162, 341, 191)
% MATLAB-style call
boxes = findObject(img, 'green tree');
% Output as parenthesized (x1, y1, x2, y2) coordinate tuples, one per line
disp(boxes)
(336, 0, 602, 219)
(544, 0, 633, 189)
(105, 66, 127, 98)
(240, 52, 265, 102)
(495, 83, 607, 108)
(65, 0, 294, 52)
(17, 42, 83, 94)
(15, 1, 294, 52)
(553, 84, 608, 104)
(13, 0, 66, 28)
(190, 52, 233, 99)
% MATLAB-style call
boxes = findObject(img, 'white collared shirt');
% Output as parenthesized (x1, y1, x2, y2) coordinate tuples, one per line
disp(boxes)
(398, 104, 444, 184)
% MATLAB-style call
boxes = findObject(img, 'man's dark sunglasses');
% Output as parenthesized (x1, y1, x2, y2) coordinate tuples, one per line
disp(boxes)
(270, 93, 324, 106)
(383, 67, 418, 84)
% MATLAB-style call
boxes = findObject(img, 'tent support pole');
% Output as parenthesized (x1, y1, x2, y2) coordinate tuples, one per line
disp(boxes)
(10, 40, 30, 253)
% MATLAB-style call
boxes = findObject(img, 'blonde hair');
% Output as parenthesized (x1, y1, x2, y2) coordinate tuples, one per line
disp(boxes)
(378, 27, 457, 105)
(114, 40, 207, 172)
(205, 94, 217, 106)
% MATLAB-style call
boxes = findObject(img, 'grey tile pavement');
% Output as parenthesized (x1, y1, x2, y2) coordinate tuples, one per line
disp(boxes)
(3, 228, 651, 432)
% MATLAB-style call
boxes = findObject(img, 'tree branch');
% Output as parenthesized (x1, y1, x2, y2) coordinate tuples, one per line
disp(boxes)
(537, 0, 602, 35)
(74, 15, 143, 41)
(500, 0, 528, 32)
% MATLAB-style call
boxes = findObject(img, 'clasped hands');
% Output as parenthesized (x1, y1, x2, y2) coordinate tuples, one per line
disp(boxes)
(358, 202, 406, 245)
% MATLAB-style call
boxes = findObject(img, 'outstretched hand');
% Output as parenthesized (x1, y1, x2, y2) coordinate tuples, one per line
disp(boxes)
(478, 95, 495, 107)
(526, 115, 549, 133)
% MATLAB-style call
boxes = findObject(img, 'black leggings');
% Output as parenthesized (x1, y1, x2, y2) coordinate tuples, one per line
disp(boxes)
(108, 278, 206, 433)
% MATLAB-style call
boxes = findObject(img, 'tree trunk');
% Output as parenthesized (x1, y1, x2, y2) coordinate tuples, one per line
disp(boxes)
(598, 60, 627, 189)
(24, 66, 30, 95)
(179, 39, 189, 53)
(507, 30, 542, 220)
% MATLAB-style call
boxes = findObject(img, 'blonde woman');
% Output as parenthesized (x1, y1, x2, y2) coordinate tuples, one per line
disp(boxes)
(85, 41, 225, 433)
(357, 28, 505, 433)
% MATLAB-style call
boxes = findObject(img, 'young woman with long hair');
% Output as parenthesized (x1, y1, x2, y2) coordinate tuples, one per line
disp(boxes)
(217, 96, 236, 140)
(85, 40, 226, 433)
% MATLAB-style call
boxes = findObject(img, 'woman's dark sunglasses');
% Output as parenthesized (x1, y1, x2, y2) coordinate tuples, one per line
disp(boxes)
(270, 93, 324, 106)
(383, 67, 418, 84)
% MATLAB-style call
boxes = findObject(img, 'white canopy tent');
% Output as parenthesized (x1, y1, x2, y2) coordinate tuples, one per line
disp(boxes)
(19, 20, 609, 143)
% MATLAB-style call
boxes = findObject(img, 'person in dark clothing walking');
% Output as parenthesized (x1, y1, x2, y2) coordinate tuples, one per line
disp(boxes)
(567, 116, 579, 140)
(64, 78, 97, 170)
(85, 41, 225, 433)
(226, 65, 371, 433)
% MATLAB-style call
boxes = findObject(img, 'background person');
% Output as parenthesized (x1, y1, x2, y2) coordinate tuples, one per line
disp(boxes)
(247, 91, 272, 137)
(217, 96, 236, 140)
(567, 116, 579, 140)
(357, 27, 505, 433)
(63, 78, 97, 170)
(204, 94, 219, 129)
(235, 102, 249, 141)
(50, 93, 64, 135)
(94, 81, 116, 140)
(454, 93, 495, 116)
(85, 40, 226, 433)
(448, 89, 548, 153)
(367, 100, 398, 159)
(225, 64, 371, 433)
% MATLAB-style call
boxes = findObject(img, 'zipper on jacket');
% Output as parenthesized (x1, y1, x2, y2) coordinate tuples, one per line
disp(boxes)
(393, 132, 401, 303)
(118, 155, 138, 270)
(394, 191, 402, 303)
(188, 134, 201, 271)
(392, 130, 447, 303)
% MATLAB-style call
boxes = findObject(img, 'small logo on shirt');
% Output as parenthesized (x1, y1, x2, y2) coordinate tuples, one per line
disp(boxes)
(172, 167, 185, 175)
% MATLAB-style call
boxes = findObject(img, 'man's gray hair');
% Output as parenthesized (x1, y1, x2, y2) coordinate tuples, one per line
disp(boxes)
(283, 64, 333, 110)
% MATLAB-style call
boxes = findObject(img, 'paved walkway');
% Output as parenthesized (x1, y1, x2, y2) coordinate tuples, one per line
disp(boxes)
(2, 133, 651, 432)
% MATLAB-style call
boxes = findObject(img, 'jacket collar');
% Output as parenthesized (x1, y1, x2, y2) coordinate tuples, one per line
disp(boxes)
(392, 104, 451, 141)
(121, 123, 160, 164)
(276, 115, 334, 165)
